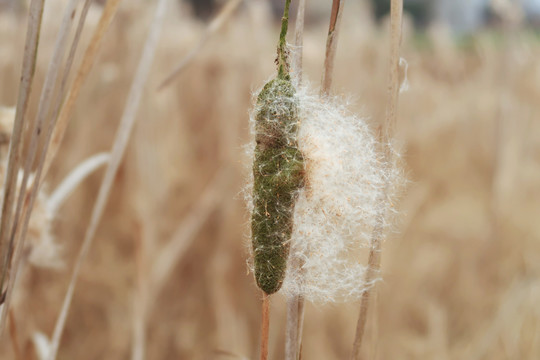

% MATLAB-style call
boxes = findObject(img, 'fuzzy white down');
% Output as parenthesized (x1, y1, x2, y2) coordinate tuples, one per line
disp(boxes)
(280, 86, 398, 303)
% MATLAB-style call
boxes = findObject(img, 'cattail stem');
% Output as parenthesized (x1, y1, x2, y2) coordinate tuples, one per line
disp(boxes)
(350, 1, 403, 359)
(285, 296, 299, 360)
(285, 0, 307, 357)
(321, 0, 345, 95)
(277, 0, 292, 79)
(285, 294, 305, 360)
(260, 292, 270, 360)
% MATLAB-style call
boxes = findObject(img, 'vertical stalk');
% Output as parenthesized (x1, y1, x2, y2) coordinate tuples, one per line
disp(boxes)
(321, 0, 345, 95)
(350, 0, 403, 359)
(260, 293, 270, 360)
(277, 0, 292, 79)
(292, 0, 306, 81)
(0, 0, 45, 310)
(47, 0, 167, 357)
(285, 0, 307, 357)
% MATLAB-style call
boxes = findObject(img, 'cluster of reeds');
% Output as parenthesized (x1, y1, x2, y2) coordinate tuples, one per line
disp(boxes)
(4, 0, 537, 359)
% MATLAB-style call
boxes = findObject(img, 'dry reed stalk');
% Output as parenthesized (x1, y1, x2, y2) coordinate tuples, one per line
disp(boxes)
(158, 0, 242, 91)
(350, 1, 403, 359)
(148, 168, 231, 305)
(0, 0, 84, 334)
(260, 293, 270, 360)
(132, 222, 147, 360)
(129, 168, 230, 360)
(8, 310, 22, 360)
(291, 0, 306, 81)
(46, 153, 110, 215)
(285, 288, 304, 360)
(11, 0, 81, 246)
(0, 0, 123, 340)
(47, 0, 168, 358)
(284, 1, 345, 358)
(284, 0, 306, 358)
(42, 0, 123, 180)
(321, 0, 345, 95)
(47, 0, 94, 141)
(0, 0, 45, 314)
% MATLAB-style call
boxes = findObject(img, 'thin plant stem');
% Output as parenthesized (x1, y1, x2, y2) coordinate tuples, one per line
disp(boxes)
(297, 298, 305, 359)
(8, 310, 22, 360)
(9, 0, 82, 268)
(158, 0, 242, 90)
(0, 0, 45, 311)
(292, 0, 306, 81)
(260, 292, 270, 360)
(0, 0, 83, 335)
(148, 168, 231, 304)
(285, 0, 345, 357)
(42, 0, 124, 180)
(321, 0, 345, 95)
(47, 153, 110, 214)
(277, 0, 292, 79)
(285, 2, 306, 358)
(131, 222, 147, 360)
(285, 294, 305, 360)
(0, 0, 123, 339)
(46, 0, 94, 145)
(285, 296, 300, 360)
(350, 1, 403, 359)
(285, 0, 307, 357)
(47, 0, 169, 358)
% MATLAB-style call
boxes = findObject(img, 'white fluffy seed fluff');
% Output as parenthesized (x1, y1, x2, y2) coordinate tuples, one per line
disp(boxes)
(246, 84, 401, 303)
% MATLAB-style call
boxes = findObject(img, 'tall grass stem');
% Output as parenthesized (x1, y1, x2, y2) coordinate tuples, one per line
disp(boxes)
(350, 1, 403, 359)
(47, 0, 169, 358)
(321, 0, 345, 95)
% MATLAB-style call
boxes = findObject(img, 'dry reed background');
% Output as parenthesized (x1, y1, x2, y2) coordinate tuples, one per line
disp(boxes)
(0, 0, 540, 359)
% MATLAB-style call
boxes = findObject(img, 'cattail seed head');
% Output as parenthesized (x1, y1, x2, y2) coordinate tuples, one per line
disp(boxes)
(250, 78, 305, 295)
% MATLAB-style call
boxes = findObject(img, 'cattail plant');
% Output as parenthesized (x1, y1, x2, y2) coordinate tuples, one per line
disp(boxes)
(248, 0, 302, 358)
(247, 0, 402, 359)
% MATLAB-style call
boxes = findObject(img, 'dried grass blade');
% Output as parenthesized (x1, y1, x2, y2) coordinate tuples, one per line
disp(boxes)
(285, 1, 307, 357)
(0, 0, 45, 305)
(2, 0, 82, 314)
(47, 0, 168, 357)
(350, 1, 403, 359)
(157, 0, 242, 91)
(10, 0, 82, 244)
(43, 0, 122, 180)
(8, 310, 22, 360)
(0, 0, 123, 339)
(0, 0, 85, 335)
(321, 0, 345, 96)
(47, 153, 110, 214)
(47, 0, 94, 138)
(292, 0, 306, 82)
(149, 168, 231, 302)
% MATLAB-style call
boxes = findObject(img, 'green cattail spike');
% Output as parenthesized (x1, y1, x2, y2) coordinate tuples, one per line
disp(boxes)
(251, 0, 304, 295)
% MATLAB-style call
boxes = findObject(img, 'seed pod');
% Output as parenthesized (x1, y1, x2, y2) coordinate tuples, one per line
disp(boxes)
(251, 78, 304, 295)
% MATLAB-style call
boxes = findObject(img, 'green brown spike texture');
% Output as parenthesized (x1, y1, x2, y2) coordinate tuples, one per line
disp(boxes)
(251, 0, 304, 295)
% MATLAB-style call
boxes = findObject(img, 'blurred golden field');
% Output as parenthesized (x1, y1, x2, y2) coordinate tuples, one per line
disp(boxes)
(1, 0, 540, 359)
